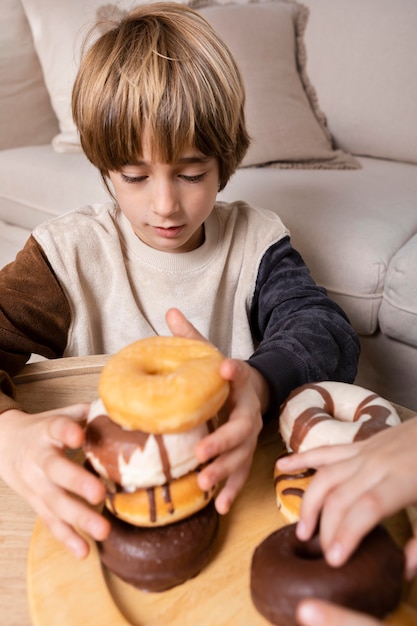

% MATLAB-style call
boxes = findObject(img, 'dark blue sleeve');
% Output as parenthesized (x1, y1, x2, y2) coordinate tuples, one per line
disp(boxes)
(247, 236, 360, 420)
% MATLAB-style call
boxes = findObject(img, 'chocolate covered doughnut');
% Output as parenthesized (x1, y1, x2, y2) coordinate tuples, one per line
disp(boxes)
(250, 523, 404, 626)
(99, 500, 219, 592)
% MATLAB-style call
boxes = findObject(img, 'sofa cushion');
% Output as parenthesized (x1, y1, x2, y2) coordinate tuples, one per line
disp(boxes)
(20, 0, 356, 169)
(1, 147, 416, 339)
(379, 235, 417, 348)
(301, 0, 417, 164)
(0, 146, 108, 230)
(0, 0, 58, 150)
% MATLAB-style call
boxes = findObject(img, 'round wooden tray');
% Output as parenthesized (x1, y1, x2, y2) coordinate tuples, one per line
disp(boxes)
(19, 360, 417, 626)
(27, 429, 417, 626)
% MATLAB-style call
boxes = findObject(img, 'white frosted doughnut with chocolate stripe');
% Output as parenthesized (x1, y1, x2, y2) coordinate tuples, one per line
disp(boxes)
(85, 398, 217, 490)
(280, 382, 401, 453)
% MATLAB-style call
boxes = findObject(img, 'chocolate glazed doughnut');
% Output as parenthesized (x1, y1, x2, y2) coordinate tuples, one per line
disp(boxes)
(99, 500, 219, 592)
(250, 524, 404, 626)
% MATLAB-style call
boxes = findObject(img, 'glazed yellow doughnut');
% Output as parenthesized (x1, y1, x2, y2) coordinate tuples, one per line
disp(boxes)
(99, 336, 229, 434)
(106, 468, 217, 527)
(273, 457, 315, 523)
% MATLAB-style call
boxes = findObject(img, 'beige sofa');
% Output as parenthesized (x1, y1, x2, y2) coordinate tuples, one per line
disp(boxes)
(1, 0, 417, 410)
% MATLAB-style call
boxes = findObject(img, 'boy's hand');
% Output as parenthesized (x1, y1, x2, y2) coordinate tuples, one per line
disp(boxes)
(166, 307, 267, 514)
(0, 404, 110, 558)
(194, 357, 265, 513)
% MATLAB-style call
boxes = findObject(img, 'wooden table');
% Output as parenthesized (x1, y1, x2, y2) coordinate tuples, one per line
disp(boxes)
(1, 357, 417, 625)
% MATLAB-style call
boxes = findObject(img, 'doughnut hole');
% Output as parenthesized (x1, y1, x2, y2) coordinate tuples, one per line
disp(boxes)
(294, 534, 323, 560)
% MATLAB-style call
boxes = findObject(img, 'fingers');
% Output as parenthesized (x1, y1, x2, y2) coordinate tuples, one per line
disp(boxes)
(43, 453, 106, 505)
(196, 359, 263, 515)
(276, 443, 357, 473)
(33, 483, 110, 559)
(295, 455, 383, 563)
(297, 456, 412, 566)
(297, 599, 381, 626)
(404, 534, 417, 580)
(0, 405, 109, 559)
(32, 457, 109, 558)
(197, 420, 255, 514)
(196, 415, 254, 481)
(276, 444, 360, 544)
(23, 443, 110, 557)
(214, 463, 252, 514)
(165, 308, 206, 342)
(47, 415, 86, 449)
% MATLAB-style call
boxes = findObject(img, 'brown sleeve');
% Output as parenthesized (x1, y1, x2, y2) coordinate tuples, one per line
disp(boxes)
(0, 235, 71, 411)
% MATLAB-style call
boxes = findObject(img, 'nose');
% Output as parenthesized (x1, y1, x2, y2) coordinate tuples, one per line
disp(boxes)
(151, 178, 180, 218)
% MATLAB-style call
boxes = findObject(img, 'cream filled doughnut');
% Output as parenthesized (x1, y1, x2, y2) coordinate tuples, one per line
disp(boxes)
(98, 336, 229, 433)
(85, 398, 217, 490)
(280, 382, 401, 453)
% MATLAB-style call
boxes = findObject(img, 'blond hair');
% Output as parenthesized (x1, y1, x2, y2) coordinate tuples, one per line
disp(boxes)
(72, 2, 250, 190)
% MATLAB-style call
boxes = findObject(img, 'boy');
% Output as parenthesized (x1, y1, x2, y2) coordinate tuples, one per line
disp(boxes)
(0, 3, 359, 558)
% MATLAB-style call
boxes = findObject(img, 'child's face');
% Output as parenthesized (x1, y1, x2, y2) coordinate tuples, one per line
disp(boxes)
(108, 134, 220, 253)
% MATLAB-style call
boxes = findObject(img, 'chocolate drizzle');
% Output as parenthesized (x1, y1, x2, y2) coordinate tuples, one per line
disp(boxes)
(274, 468, 316, 487)
(155, 434, 172, 483)
(282, 487, 304, 498)
(352, 393, 393, 441)
(107, 467, 211, 523)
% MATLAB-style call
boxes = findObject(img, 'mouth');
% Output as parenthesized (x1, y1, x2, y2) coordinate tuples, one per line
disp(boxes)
(152, 225, 184, 238)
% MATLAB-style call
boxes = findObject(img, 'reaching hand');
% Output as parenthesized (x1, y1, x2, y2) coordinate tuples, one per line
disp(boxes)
(276, 417, 417, 577)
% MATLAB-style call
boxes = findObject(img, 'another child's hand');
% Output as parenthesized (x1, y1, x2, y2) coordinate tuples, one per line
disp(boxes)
(0, 404, 110, 558)
(276, 417, 417, 575)
(166, 307, 267, 514)
(297, 598, 382, 626)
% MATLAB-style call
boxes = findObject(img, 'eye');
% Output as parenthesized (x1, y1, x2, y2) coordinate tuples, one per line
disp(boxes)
(121, 173, 147, 184)
(179, 172, 207, 183)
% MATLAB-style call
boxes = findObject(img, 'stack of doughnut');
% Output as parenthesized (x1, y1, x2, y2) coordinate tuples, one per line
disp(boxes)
(250, 381, 406, 626)
(84, 336, 229, 592)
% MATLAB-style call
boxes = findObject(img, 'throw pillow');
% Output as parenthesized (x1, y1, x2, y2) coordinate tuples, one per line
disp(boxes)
(0, 0, 58, 150)
(20, 0, 358, 168)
